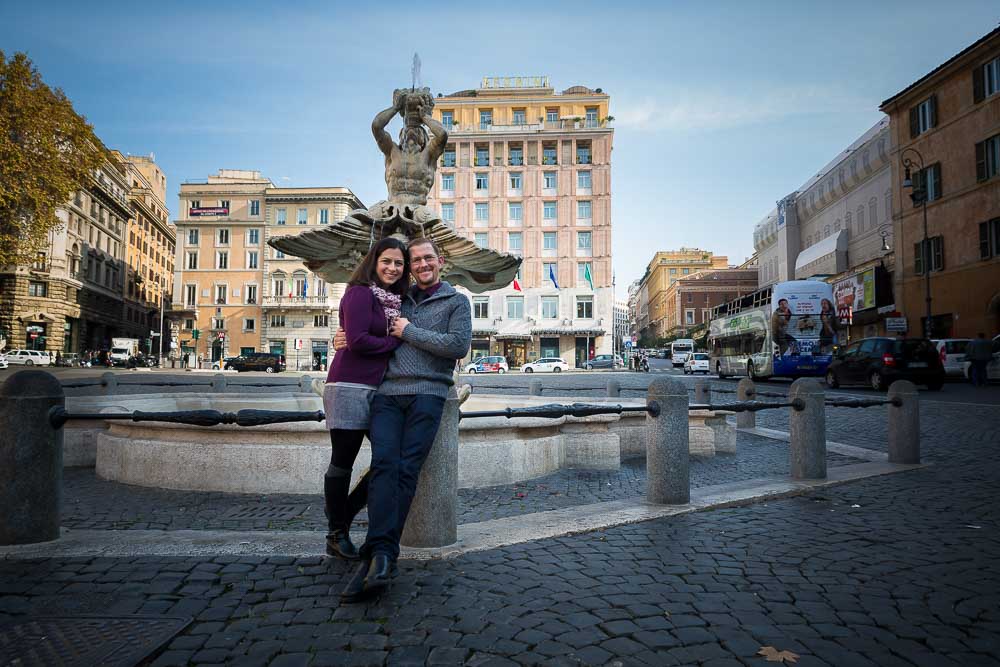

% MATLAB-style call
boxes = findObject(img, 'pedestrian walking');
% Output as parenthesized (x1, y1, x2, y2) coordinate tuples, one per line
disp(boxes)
(965, 333, 994, 387)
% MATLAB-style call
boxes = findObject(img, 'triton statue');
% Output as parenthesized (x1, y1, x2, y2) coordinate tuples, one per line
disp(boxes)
(268, 87, 521, 293)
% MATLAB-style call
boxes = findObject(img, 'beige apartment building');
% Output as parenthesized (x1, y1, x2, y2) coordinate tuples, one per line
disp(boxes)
(115, 152, 175, 355)
(638, 249, 730, 340)
(171, 170, 362, 367)
(427, 76, 614, 367)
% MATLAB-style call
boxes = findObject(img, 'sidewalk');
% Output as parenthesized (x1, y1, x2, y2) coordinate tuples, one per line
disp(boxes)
(1, 398, 999, 666)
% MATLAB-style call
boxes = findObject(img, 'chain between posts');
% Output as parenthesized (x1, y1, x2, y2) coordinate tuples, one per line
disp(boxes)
(458, 403, 660, 420)
(48, 407, 325, 429)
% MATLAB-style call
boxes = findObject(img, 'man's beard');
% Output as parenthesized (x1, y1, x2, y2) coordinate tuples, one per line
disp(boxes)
(403, 141, 423, 154)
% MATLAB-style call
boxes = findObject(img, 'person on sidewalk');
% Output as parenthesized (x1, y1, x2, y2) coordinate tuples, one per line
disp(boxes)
(337, 237, 471, 601)
(965, 333, 994, 387)
(321, 238, 409, 560)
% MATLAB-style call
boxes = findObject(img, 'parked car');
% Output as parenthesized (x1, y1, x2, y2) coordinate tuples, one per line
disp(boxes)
(683, 352, 711, 375)
(584, 354, 623, 370)
(932, 339, 972, 378)
(825, 337, 944, 391)
(218, 355, 244, 370)
(225, 352, 285, 373)
(56, 352, 83, 367)
(522, 357, 569, 373)
(5, 349, 52, 366)
(961, 334, 1000, 382)
(0, 353, 7, 369)
(463, 356, 509, 374)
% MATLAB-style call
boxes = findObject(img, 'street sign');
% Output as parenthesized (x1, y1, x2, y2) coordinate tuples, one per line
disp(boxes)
(624, 340, 632, 349)
(886, 317, 908, 333)
(294, 338, 303, 350)
(631, 335, 637, 344)
(219, 332, 226, 341)
(29, 333, 38, 339)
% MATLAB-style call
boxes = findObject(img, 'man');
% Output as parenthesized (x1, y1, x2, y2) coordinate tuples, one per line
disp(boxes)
(966, 333, 994, 387)
(338, 237, 471, 601)
(770, 298, 794, 356)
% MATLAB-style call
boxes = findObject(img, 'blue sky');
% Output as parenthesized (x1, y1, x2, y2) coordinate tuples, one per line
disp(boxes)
(3, 0, 997, 298)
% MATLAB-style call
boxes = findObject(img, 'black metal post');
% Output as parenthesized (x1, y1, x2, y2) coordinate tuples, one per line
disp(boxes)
(901, 147, 931, 338)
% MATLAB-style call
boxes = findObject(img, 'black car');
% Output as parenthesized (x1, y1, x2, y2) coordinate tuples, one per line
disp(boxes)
(226, 352, 285, 373)
(825, 337, 944, 391)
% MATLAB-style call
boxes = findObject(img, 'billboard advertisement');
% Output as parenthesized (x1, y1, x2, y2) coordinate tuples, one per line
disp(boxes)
(833, 268, 875, 321)
(189, 207, 229, 217)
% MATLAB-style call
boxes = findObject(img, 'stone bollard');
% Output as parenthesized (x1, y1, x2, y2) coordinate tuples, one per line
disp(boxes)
(101, 371, 118, 396)
(0, 371, 65, 545)
(693, 379, 709, 405)
(212, 373, 227, 393)
(401, 385, 459, 548)
(887, 380, 920, 464)
(606, 379, 620, 397)
(646, 376, 689, 504)
(298, 374, 313, 393)
(789, 378, 826, 480)
(529, 380, 543, 396)
(736, 378, 756, 429)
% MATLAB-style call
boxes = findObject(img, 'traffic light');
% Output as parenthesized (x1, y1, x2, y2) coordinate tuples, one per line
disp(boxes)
(192, 329, 200, 340)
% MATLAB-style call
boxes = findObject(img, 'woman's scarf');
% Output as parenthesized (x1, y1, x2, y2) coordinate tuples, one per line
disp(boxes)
(370, 284, 402, 331)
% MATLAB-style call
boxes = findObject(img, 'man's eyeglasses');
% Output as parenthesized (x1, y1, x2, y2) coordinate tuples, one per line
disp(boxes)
(411, 255, 439, 266)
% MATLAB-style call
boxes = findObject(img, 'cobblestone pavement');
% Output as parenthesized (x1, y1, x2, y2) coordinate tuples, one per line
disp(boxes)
(57, 432, 863, 531)
(2, 386, 1000, 665)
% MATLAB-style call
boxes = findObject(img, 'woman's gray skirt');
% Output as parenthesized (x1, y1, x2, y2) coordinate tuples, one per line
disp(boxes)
(323, 382, 377, 430)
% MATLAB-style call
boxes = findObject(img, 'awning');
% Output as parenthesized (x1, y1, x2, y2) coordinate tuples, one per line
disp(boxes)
(795, 230, 847, 279)
(531, 327, 605, 336)
(494, 320, 534, 340)
(472, 328, 497, 336)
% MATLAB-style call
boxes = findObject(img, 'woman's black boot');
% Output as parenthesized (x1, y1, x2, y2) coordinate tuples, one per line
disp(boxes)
(324, 472, 359, 560)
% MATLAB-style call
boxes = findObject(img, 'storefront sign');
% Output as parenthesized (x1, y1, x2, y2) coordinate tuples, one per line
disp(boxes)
(886, 317, 908, 332)
(189, 207, 229, 217)
(833, 268, 875, 320)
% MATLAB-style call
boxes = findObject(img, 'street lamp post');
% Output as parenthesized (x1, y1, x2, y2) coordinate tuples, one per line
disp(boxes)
(900, 147, 932, 339)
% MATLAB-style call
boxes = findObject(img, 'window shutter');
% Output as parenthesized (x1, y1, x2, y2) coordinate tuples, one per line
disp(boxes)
(976, 140, 988, 181)
(980, 222, 991, 259)
(933, 236, 944, 271)
(914, 241, 924, 275)
(909, 107, 918, 139)
(934, 163, 942, 200)
(973, 63, 986, 103)
(929, 94, 938, 128)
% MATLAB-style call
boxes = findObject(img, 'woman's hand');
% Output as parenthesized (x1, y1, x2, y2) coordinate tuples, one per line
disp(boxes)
(333, 327, 347, 351)
(390, 317, 410, 338)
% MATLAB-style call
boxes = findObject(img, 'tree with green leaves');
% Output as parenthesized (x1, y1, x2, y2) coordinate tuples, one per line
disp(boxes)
(0, 51, 108, 267)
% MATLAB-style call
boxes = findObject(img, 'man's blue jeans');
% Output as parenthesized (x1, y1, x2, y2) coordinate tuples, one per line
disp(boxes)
(361, 393, 446, 561)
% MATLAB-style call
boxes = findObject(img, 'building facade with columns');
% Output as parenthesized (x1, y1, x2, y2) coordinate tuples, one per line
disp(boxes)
(0, 157, 131, 354)
(426, 77, 614, 368)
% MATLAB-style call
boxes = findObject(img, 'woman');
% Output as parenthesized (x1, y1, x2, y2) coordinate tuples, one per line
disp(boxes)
(819, 298, 838, 353)
(322, 238, 409, 560)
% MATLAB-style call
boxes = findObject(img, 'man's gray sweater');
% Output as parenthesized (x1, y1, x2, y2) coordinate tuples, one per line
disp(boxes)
(378, 281, 472, 398)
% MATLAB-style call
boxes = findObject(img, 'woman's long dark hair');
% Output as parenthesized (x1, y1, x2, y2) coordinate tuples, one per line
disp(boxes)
(347, 238, 410, 296)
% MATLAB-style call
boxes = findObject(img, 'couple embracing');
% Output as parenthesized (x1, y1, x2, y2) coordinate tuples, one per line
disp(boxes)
(322, 236, 471, 602)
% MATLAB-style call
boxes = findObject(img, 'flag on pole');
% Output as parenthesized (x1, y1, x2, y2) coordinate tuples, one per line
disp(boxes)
(512, 277, 522, 292)
(584, 263, 594, 291)
(302, 277, 309, 297)
(548, 264, 560, 289)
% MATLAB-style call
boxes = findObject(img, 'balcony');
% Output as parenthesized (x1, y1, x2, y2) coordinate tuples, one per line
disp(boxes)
(262, 295, 332, 309)
(447, 119, 612, 135)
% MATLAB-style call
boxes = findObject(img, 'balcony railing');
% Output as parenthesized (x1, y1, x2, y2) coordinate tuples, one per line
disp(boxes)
(447, 119, 612, 135)
(262, 295, 332, 308)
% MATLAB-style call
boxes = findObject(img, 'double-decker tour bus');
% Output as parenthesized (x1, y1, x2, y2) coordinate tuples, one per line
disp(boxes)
(708, 280, 838, 380)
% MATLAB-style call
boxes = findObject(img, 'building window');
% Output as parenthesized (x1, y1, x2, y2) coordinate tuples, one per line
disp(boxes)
(976, 134, 1000, 182)
(543, 262, 557, 283)
(577, 262, 592, 283)
(542, 147, 557, 165)
(276, 208, 287, 225)
(473, 297, 489, 319)
(319, 209, 329, 224)
(978, 218, 1000, 259)
(297, 208, 307, 225)
(442, 148, 456, 167)
(541, 296, 559, 319)
(474, 233, 488, 248)
(543, 201, 557, 221)
(185, 284, 197, 306)
(441, 110, 453, 129)
(187, 229, 199, 245)
(543, 172, 557, 189)
(685, 309, 695, 325)
(246, 284, 257, 304)
(216, 284, 228, 304)
(546, 108, 559, 123)
(314, 315, 329, 327)
(543, 232, 557, 250)
(914, 236, 944, 274)
(273, 277, 285, 296)
(509, 147, 523, 166)
(441, 173, 454, 191)
(212, 317, 225, 330)
(576, 146, 592, 164)
(577, 231, 592, 250)
(509, 172, 522, 190)
(219, 199, 230, 211)
(508, 232, 522, 253)
(189, 200, 200, 211)
(585, 107, 599, 128)
(974, 56, 1000, 103)
(475, 172, 489, 190)
(217, 228, 229, 245)
(474, 203, 489, 222)
(247, 228, 259, 245)
(576, 295, 594, 319)
(274, 249, 285, 259)
(216, 251, 228, 269)
(508, 202, 522, 221)
(441, 203, 455, 222)
(184, 318, 195, 330)
(250, 199, 260, 216)
(506, 296, 524, 320)
(913, 163, 943, 203)
(475, 147, 489, 167)
(910, 95, 937, 137)
(247, 251, 259, 269)
(270, 314, 285, 328)
(577, 201, 592, 220)
(682, 268, 690, 275)
(244, 318, 256, 332)
(686, 293, 694, 303)
(28, 281, 47, 297)
(512, 109, 526, 125)
(479, 109, 492, 130)
(186, 251, 198, 270)
(578, 171, 592, 189)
